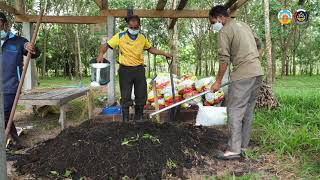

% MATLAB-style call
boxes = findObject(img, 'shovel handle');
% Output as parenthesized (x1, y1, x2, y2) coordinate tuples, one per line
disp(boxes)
(149, 81, 231, 118)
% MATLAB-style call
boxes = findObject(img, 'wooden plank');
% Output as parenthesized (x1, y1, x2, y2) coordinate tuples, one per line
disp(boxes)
(15, 15, 107, 24)
(168, 0, 189, 29)
(20, 88, 88, 100)
(156, 0, 168, 10)
(15, 10, 209, 24)
(100, 9, 208, 18)
(95, 0, 107, 10)
(0, 2, 20, 14)
(58, 91, 88, 105)
(18, 99, 60, 106)
(20, 89, 73, 100)
(20, 90, 67, 100)
(46, 89, 86, 100)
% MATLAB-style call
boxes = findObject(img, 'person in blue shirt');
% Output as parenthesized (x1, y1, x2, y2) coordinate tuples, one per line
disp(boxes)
(1, 12, 40, 149)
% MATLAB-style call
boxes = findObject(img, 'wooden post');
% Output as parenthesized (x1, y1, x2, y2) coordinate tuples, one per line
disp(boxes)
(264, 0, 273, 85)
(107, 16, 116, 104)
(59, 105, 66, 129)
(87, 91, 93, 119)
(22, 22, 37, 92)
(0, 39, 8, 180)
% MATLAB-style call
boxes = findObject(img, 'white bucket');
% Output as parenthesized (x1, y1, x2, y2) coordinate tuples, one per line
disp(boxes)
(196, 104, 227, 126)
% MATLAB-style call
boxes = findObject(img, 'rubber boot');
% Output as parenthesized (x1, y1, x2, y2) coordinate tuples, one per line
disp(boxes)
(134, 105, 144, 123)
(122, 107, 129, 123)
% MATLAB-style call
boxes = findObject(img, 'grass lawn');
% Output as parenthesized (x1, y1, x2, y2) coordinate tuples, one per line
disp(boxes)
(37, 76, 92, 88)
(36, 75, 320, 178)
(253, 75, 320, 178)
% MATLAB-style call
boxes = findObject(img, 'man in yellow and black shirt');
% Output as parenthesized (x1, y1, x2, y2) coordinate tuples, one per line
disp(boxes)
(97, 15, 172, 123)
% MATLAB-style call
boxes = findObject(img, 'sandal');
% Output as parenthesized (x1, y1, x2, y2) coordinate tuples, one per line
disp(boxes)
(216, 151, 241, 160)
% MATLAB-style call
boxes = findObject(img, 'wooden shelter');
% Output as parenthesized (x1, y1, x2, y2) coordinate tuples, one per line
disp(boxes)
(0, 0, 249, 178)
(0, 0, 248, 102)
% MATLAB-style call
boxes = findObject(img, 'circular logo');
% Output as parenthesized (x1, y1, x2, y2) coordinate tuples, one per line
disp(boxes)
(278, 9, 293, 25)
(294, 9, 309, 24)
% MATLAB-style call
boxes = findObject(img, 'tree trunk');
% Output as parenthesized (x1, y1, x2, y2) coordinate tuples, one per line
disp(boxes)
(271, 41, 276, 82)
(153, 54, 157, 73)
(205, 58, 209, 76)
(264, 0, 273, 85)
(41, 26, 49, 78)
(170, 0, 180, 77)
(286, 55, 289, 76)
(198, 54, 202, 77)
(75, 25, 82, 81)
(210, 59, 215, 76)
(147, 52, 151, 78)
(309, 63, 313, 76)
(293, 51, 296, 76)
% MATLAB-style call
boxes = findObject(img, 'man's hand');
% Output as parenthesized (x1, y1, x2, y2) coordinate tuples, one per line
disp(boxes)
(25, 42, 35, 54)
(210, 81, 221, 93)
(97, 54, 104, 63)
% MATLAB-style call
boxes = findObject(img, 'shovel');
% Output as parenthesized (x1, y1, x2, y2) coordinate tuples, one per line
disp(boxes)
(149, 81, 231, 119)
(166, 58, 180, 122)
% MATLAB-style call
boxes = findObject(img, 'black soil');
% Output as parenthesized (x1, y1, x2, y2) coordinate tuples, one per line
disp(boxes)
(14, 121, 228, 179)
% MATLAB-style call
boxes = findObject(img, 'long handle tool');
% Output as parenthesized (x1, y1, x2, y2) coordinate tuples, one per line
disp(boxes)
(149, 82, 231, 119)
(5, 9, 44, 140)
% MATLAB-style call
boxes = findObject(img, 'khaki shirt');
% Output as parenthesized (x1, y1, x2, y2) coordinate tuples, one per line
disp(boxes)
(218, 19, 264, 81)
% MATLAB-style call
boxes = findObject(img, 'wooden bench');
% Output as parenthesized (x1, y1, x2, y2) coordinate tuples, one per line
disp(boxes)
(19, 88, 93, 129)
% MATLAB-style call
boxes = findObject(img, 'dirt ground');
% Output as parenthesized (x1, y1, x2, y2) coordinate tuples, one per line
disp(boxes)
(5, 108, 298, 179)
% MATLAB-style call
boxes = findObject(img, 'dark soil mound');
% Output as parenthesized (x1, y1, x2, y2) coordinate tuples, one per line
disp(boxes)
(14, 121, 228, 179)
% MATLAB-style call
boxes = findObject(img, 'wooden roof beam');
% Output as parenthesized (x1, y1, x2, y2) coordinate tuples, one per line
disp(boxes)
(95, 0, 107, 10)
(0, 2, 24, 15)
(100, 9, 208, 18)
(224, 0, 238, 9)
(156, 0, 168, 10)
(16, 10, 209, 24)
(168, 0, 188, 29)
(228, 0, 249, 17)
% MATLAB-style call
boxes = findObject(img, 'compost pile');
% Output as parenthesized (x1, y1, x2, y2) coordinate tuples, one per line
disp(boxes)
(14, 121, 227, 179)
(256, 82, 279, 109)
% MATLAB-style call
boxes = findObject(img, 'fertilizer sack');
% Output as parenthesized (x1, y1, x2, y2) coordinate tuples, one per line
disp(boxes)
(196, 105, 227, 126)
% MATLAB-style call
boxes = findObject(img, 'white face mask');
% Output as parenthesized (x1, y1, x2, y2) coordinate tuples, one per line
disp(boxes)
(128, 28, 139, 35)
(1, 30, 7, 39)
(211, 22, 223, 32)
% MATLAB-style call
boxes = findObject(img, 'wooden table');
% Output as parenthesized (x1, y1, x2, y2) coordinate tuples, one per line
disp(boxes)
(19, 88, 93, 129)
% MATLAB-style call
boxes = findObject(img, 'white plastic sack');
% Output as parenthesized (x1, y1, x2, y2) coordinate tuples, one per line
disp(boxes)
(160, 86, 178, 95)
(196, 105, 227, 126)
(177, 80, 195, 91)
(195, 77, 214, 92)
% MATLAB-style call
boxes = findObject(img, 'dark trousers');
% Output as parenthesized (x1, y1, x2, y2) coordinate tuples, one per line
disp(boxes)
(118, 65, 147, 110)
(4, 94, 19, 142)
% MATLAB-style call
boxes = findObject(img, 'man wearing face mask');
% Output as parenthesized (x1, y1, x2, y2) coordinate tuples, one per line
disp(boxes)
(1, 12, 40, 149)
(208, 6, 263, 160)
(97, 15, 172, 123)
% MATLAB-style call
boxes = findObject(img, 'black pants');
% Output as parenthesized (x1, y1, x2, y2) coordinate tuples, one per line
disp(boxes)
(118, 65, 147, 109)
